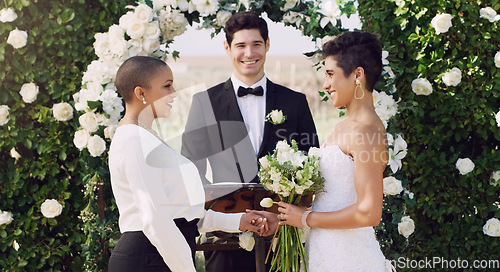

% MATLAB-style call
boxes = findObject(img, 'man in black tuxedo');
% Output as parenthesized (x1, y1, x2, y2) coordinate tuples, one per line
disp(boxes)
(181, 11, 318, 272)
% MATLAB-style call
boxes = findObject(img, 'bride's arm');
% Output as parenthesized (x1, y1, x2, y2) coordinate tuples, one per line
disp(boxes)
(279, 126, 386, 229)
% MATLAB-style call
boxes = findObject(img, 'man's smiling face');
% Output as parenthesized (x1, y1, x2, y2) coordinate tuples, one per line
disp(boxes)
(225, 28, 270, 85)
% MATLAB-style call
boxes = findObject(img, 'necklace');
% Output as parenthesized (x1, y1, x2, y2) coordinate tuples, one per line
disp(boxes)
(121, 117, 146, 127)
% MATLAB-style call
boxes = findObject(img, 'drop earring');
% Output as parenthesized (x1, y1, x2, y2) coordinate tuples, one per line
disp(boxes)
(354, 79, 365, 100)
(142, 97, 146, 104)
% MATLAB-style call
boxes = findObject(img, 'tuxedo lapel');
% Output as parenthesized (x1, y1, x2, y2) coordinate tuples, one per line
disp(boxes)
(210, 79, 244, 122)
(257, 79, 277, 158)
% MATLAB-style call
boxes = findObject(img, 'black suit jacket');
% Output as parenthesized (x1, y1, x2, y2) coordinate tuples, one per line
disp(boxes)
(181, 78, 318, 189)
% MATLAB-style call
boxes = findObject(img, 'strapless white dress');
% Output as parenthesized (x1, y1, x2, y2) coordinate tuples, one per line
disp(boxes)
(305, 144, 393, 272)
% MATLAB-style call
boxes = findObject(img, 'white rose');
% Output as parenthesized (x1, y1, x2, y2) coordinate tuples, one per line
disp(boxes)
(411, 78, 433, 96)
(87, 135, 106, 157)
(177, 0, 189, 11)
(144, 21, 161, 40)
(216, 10, 232, 27)
(19, 83, 39, 103)
(104, 124, 118, 140)
(455, 158, 474, 175)
(483, 218, 500, 237)
(495, 51, 500, 69)
(126, 20, 147, 40)
(52, 102, 74, 121)
(383, 176, 404, 196)
(40, 199, 63, 218)
(10, 148, 21, 160)
(118, 11, 135, 30)
(134, 3, 153, 23)
(268, 110, 285, 124)
(127, 39, 144, 57)
(259, 156, 271, 169)
(74, 130, 90, 150)
(398, 216, 415, 238)
(282, 0, 299, 11)
(496, 110, 500, 127)
(490, 171, 500, 186)
(142, 38, 161, 54)
(12, 240, 19, 251)
(0, 210, 13, 226)
(319, 1, 341, 28)
(0, 105, 10, 126)
(260, 197, 274, 208)
(7, 28, 28, 49)
(431, 13, 453, 34)
(479, 7, 500, 23)
(442, 67, 462, 87)
(275, 140, 291, 153)
(239, 231, 255, 251)
(381, 50, 389, 65)
(79, 112, 99, 132)
(0, 8, 18, 22)
(192, 0, 219, 16)
(308, 147, 321, 158)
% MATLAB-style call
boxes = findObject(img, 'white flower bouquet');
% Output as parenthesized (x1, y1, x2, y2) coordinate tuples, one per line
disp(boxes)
(258, 139, 325, 272)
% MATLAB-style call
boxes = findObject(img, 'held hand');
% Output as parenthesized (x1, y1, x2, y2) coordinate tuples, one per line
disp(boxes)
(245, 209, 279, 236)
(277, 201, 310, 228)
(239, 213, 268, 236)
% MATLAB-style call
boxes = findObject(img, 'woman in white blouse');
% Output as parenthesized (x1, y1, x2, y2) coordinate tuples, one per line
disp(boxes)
(108, 56, 268, 272)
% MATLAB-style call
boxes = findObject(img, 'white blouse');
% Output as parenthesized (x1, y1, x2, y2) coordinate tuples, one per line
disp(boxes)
(109, 124, 243, 272)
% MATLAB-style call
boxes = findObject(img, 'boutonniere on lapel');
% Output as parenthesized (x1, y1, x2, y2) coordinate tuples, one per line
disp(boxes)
(265, 109, 286, 125)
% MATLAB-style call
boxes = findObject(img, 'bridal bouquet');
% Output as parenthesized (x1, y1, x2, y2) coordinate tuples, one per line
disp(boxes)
(258, 139, 325, 272)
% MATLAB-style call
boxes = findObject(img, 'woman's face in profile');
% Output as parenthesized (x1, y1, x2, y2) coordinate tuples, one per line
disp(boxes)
(145, 65, 176, 119)
(323, 56, 356, 108)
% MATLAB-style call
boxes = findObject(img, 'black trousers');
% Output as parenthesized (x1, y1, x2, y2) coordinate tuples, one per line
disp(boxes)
(108, 218, 199, 272)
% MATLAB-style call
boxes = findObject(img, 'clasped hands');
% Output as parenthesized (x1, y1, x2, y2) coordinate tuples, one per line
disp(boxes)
(241, 201, 310, 237)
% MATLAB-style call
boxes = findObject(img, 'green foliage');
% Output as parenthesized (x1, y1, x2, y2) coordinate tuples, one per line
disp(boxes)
(359, 0, 500, 270)
(0, 0, 129, 271)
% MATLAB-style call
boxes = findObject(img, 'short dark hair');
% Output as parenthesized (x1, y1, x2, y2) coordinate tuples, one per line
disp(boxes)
(225, 11, 268, 46)
(115, 56, 167, 103)
(322, 31, 382, 91)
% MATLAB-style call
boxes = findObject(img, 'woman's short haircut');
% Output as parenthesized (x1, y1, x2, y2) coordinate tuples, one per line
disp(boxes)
(322, 31, 382, 91)
(225, 11, 268, 46)
(115, 56, 167, 103)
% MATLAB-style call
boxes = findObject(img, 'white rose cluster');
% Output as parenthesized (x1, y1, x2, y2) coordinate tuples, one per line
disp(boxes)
(455, 158, 474, 175)
(442, 67, 462, 87)
(40, 199, 63, 218)
(373, 90, 398, 128)
(479, 7, 500, 23)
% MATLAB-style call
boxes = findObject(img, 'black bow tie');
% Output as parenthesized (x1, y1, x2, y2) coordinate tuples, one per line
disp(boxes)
(237, 86, 264, 97)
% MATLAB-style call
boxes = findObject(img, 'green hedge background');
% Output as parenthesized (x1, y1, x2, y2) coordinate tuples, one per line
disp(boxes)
(359, 0, 500, 269)
(0, 0, 128, 271)
(0, 0, 498, 271)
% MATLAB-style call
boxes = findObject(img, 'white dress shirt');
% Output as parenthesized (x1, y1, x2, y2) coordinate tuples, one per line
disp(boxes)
(231, 74, 267, 155)
(109, 124, 243, 272)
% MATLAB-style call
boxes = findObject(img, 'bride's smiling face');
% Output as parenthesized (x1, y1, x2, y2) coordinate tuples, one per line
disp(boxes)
(323, 56, 356, 108)
(144, 65, 176, 119)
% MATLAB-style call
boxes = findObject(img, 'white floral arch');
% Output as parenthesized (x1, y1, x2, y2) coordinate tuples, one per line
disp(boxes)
(73, 0, 411, 270)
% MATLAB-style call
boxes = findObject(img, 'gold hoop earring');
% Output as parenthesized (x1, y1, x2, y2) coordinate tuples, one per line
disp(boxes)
(142, 97, 147, 104)
(354, 80, 365, 100)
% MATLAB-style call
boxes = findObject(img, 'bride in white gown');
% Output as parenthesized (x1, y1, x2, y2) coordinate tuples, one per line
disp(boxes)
(275, 31, 394, 271)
